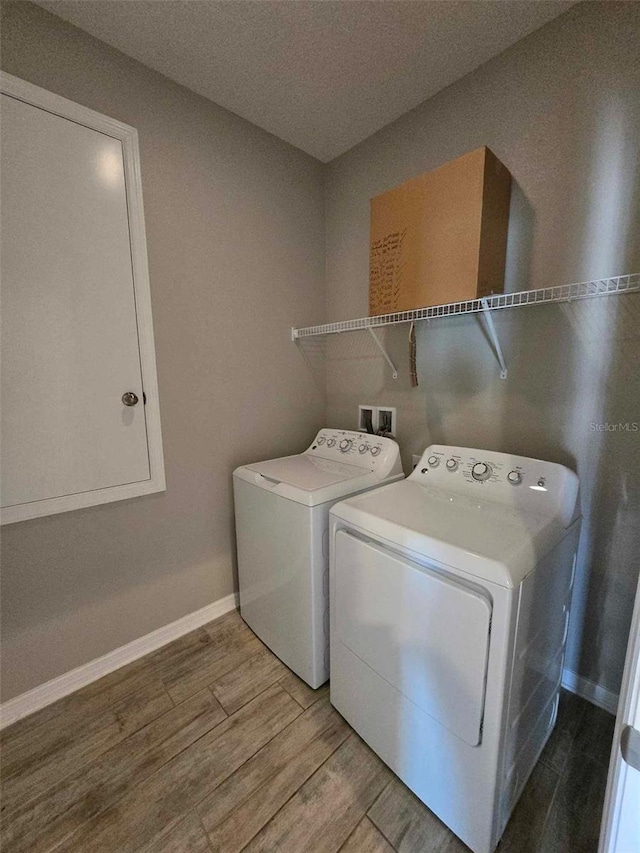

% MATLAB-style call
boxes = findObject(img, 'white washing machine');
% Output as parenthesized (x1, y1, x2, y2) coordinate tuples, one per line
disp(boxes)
(330, 445, 581, 853)
(233, 429, 403, 688)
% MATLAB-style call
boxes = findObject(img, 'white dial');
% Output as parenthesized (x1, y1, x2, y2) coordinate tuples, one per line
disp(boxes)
(358, 444, 368, 454)
(371, 446, 381, 457)
(428, 455, 440, 467)
(507, 470, 523, 485)
(316, 436, 326, 445)
(327, 439, 336, 447)
(446, 459, 458, 471)
(471, 462, 492, 482)
(339, 439, 352, 452)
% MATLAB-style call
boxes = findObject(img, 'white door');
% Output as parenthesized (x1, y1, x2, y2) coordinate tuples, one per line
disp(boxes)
(0, 74, 164, 522)
(599, 573, 640, 853)
(334, 530, 492, 746)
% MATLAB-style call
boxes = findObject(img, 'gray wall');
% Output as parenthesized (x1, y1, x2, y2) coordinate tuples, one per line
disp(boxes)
(0, 1, 326, 701)
(323, 1, 640, 694)
(2, 0, 638, 704)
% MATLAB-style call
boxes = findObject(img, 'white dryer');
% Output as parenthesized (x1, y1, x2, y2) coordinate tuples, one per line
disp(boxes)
(330, 445, 581, 853)
(234, 429, 403, 688)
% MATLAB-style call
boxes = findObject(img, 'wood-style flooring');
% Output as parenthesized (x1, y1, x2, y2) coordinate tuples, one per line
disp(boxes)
(0, 610, 615, 853)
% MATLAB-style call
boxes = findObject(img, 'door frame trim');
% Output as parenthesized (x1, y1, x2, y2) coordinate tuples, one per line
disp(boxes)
(598, 574, 640, 852)
(1, 72, 166, 523)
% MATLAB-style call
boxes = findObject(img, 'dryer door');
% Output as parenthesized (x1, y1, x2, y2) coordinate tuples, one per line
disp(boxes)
(334, 530, 492, 746)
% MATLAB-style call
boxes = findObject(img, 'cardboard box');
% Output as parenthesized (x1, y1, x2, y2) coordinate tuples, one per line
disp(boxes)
(369, 147, 512, 315)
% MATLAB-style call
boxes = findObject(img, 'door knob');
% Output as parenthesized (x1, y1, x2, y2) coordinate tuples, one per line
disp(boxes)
(121, 391, 139, 407)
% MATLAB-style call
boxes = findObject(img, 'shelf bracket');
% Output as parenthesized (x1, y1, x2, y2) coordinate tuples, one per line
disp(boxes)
(367, 325, 398, 379)
(480, 299, 507, 379)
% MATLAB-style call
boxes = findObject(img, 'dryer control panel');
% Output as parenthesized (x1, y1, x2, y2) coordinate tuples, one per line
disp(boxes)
(411, 445, 579, 527)
(307, 429, 403, 480)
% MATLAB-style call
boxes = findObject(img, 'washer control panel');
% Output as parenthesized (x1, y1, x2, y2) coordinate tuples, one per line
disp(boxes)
(308, 429, 402, 479)
(412, 444, 579, 526)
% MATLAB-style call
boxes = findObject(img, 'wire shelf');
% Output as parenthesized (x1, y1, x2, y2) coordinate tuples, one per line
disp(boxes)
(291, 273, 640, 340)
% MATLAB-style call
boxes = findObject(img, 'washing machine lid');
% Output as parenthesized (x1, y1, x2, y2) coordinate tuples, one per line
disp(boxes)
(234, 455, 383, 506)
(330, 479, 569, 588)
(247, 455, 366, 489)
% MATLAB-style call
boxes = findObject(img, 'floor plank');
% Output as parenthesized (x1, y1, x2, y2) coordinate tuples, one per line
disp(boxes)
(161, 624, 264, 705)
(1, 623, 222, 767)
(210, 647, 287, 714)
(2, 689, 225, 853)
(200, 696, 350, 853)
(340, 816, 396, 853)
(496, 760, 560, 853)
(437, 831, 471, 853)
(0, 612, 614, 853)
(135, 811, 212, 853)
(51, 683, 301, 853)
(1, 677, 171, 812)
(538, 749, 609, 853)
(144, 627, 217, 682)
(539, 690, 588, 775)
(203, 610, 250, 644)
(368, 775, 450, 853)
(242, 733, 391, 853)
(278, 670, 330, 709)
(571, 701, 617, 768)
(0, 654, 161, 747)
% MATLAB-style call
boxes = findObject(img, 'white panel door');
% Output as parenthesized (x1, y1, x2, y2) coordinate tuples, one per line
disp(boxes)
(334, 530, 492, 746)
(1, 75, 164, 522)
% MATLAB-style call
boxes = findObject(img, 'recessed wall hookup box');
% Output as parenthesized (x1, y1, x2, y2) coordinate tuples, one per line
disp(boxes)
(378, 407, 396, 436)
(358, 405, 377, 433)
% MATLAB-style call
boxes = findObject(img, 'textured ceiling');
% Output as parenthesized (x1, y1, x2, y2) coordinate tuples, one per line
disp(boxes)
(37, 0, 576, 161)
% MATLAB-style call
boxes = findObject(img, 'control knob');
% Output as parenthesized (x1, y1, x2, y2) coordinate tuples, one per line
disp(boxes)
(316, 436, 326, 445)
(428, 455, 440, 468)
(507, 470, 523, 486)
(446, 459, 458, 472)
(471, 462, 492, 482)
(371, 446, 381, 457)
(358, 444, 368, 454)
(340, 439, 353, 453)
(327, 438, 336, 447)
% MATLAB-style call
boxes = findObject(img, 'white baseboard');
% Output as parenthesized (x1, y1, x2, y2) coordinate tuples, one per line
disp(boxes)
(1, 617, 617, 730)
(0, 592, 239, 730)
(562, 666, 619, 716)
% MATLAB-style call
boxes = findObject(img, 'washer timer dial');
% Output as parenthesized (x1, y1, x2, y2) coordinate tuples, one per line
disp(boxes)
(471, 462, 492, 482)
(339, 439, 353, 453)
